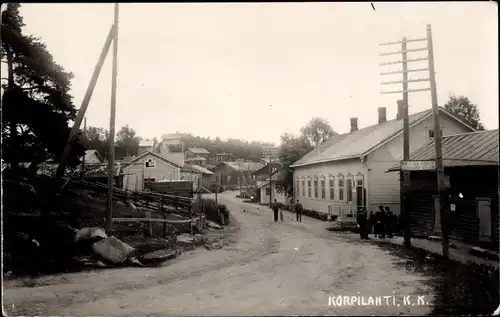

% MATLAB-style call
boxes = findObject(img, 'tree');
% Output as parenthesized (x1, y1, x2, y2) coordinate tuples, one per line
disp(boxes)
(300, 117, 338, 148)
(1, 4, 84, 174)
(82, 126, 109, 159)
(444, 94, 485, 131)
(116, 125, 140, 157)
(275, 133, 313, 196)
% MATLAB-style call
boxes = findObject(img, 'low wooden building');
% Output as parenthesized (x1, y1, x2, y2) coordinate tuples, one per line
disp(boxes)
(181, 163, 215, 192)
(388, 130, 499, 247)
(214, 161, 264, 190)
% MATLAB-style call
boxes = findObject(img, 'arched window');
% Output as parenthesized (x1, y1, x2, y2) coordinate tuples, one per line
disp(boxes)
(320, 175, 326, 199)
(338, 174, 345, 201)
(329, 175, 335, 200)
(295, 178, 300, 197)
(301, 177, 305, 197)
(307, 177, 312, 198)
(313, 176, 319, 198)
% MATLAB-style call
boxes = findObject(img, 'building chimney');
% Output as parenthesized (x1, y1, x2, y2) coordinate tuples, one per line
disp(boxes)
(397, 100, 404, 120)
(350, 117, 358, 132)
(377, 107, 387, 124)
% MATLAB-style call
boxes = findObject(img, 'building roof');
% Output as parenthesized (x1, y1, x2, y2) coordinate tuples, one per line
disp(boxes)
(139, 139, 155, 147)
(161, 133, 186, 140)
(84, 149, 103, 163)
(181, 164, 214, 175)
(122, 151, 182, 169)
(290, 107, 476, 168)
(387, 130, 499, 171)
(220, 161, 265, 172)
(185, 156, 207, 162)
(252, 161, 284, 175)
(187, 147, 210, 155)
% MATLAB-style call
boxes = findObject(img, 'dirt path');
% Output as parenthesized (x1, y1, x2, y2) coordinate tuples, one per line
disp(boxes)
(3, 191, 435, 316)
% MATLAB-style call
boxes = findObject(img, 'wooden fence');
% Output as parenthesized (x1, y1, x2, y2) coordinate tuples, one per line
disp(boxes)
(71, 180, 204, 238)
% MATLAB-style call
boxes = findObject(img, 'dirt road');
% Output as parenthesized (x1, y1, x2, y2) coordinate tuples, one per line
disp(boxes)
(3, 191, 435, 316)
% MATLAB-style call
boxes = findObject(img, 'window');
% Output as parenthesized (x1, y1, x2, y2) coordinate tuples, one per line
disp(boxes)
(356, 179, 363, 187)
(329, 176, 335, 200)
(295, 178, 300, 197)
(338, 176, 344, 201)
(314, 177, 318, 198)
(145, 158, 156, 168)
(265, 188, 271, 196)
(346, 179, 353, 201)
(272, 167, 277, 173)
(321, 178, 326, 199)
(301, 178, 305, 197)
(252, 175, 256, 181)
(307, 178, 312, 197)
(227, 176, 231, 182)
(428, 128, 443, 139)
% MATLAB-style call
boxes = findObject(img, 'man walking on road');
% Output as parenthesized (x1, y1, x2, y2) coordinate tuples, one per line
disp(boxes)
(295, 199, 303, 222)
(272, 199, 279, 222)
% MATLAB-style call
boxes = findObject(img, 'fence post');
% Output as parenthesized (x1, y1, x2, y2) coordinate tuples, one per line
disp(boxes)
(145, 210, 152, 237)
(161, 195, 167, 238)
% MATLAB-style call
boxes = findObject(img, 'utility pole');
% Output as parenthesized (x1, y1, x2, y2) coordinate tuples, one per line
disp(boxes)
(56, 25, 116, 178)
(426, 24, 449, 259)
(106, 3, 119, 235)
(379, 26, 434, 251)
(80, 117, 87, 180)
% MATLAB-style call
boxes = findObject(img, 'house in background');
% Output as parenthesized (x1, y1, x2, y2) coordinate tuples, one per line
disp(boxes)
(159, 132, 186, 154)
(122, 151, 183, 191)
(181, 164, 215, 192)
(138, 139, 155, 155)
(387, 129, 499, 247)
(290, 102, 476, 218)
(214, 160, 264, 190)
(185, 147, 211, 162)
(256, 165, 289, 205)
(252, 161, 283, 182)
(83, 149, 104, 164)
(209, 152, 235, 165)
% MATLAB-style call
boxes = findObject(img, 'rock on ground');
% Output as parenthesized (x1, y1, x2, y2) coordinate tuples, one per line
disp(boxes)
(75, 227, 107, 244)
(92, 236, 135, 264)
(139, 249, 178, 263)
(207, 221, 222, 229)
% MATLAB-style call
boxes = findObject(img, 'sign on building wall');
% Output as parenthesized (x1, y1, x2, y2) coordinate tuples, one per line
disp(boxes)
(401, 160, 436, 171)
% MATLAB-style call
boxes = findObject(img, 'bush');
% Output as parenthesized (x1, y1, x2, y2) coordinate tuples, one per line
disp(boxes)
(192, 198, 229, 225)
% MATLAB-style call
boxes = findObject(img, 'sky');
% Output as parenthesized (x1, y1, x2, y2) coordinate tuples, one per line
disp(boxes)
(15, 2, 499, 145)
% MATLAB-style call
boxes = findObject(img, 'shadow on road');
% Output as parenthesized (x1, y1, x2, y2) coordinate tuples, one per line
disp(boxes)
(373, 241, 499, 315)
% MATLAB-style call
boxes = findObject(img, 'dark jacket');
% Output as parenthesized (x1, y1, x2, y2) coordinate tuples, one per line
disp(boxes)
(356, 209, 367, 223)
(295, 203, 303, 213)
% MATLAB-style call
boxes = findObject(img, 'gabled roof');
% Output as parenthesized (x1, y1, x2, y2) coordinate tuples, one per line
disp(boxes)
(185, 156, 207, 162)
(218, 161, 265, 172)
(387, 130, 499, 171)
(122, 151, 182, 169)
(187, 147, 210, 155)
(290, 107, 476, 168)
(181, 164, 214, 175)
(84, 149, 104, 163)
(252, 161, 283, 175)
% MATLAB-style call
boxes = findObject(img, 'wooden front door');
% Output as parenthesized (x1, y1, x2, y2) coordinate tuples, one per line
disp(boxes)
(477, 198, 492, 242)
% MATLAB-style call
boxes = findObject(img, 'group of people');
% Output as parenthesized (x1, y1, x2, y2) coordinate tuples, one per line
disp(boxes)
(356, 205, 400, 240)
(271, 199, 304, 223)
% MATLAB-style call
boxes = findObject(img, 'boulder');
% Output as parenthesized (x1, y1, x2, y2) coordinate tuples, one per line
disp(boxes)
(207, 221, 222, 230)
(139, 249, 177, 263)
(92, 236, 136, 264)
(177, 233, 194, 244)
(75, 227, 107, 244)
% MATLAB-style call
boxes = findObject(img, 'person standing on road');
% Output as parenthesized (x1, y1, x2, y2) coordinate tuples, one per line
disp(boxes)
(356, 207, 368, 239)
(377, 205, 386, 239)
(385, 206, 394, 238)
(272, 199, 279, 222)
(295, 199, 303, 222)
